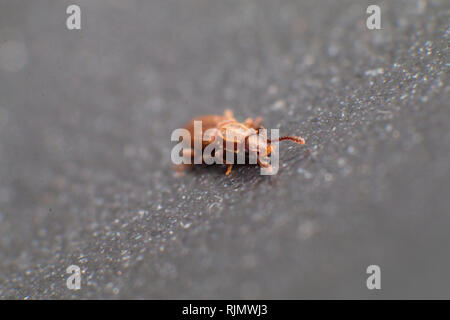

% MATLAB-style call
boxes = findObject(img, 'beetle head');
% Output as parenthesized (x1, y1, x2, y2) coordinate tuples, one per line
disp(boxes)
(247, 133, 305, 168)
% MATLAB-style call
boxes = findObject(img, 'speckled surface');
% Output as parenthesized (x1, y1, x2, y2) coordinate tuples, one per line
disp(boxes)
(0, 0, 449, 299)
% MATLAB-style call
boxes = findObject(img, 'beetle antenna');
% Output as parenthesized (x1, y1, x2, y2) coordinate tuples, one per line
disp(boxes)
(268, 136, 305, 145)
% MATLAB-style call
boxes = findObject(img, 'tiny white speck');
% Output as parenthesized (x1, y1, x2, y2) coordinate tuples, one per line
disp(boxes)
(180, 221, 192, 229)
(364, 68, 384, 77)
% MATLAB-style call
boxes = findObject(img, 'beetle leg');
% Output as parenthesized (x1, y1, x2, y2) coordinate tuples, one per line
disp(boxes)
(253, 117, 263, 129)
(224, 109, 234, 119)
(244, 117, 264, 130)
(225, 164, 233, 176)
(243, 118, 253, 127)
(173, 163, 191, 176)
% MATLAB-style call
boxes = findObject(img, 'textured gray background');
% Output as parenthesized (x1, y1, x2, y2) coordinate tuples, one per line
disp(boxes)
(0, 0, 449, 299)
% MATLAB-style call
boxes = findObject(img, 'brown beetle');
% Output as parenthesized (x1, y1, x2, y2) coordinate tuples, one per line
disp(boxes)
(175, 109, 305, 175)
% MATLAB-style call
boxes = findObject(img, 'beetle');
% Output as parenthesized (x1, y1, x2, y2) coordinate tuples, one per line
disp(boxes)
(176, 109, 305, 175)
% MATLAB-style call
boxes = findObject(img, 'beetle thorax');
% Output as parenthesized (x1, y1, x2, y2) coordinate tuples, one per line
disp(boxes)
(216, 122, 255, 153)
(218, 122, 255, 142)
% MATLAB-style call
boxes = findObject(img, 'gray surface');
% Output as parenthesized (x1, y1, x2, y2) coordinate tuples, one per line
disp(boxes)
(0, 0, 449, 299)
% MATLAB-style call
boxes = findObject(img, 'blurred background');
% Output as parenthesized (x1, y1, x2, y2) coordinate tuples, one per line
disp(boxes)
(0, 0, 449, 298)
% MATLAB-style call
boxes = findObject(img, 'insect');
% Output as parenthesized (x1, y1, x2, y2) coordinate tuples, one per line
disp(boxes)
(175, 109, 305, 175)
